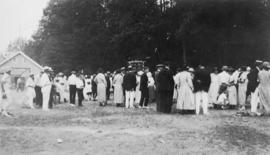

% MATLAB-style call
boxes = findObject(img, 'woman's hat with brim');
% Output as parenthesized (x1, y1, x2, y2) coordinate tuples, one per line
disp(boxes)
(262, 61, 270, 68)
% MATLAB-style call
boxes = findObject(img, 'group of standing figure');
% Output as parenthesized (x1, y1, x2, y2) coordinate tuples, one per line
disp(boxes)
(1, 59, 270, 117)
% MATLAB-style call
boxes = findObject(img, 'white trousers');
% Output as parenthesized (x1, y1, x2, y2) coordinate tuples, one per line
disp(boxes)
(195, 91, 209, 115)
(125, 90, 135, 108)
(251, 88, 260, 113)
(42, 85, 51, 111)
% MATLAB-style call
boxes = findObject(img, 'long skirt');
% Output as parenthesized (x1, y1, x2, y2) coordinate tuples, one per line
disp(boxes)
(238, 83, 247, 106)
(149, 86, 155, 102)
(135, 87, 141, 104)
(114, 85, 124, 104)
(157, 90, 173, 113)
(228, 86, 237, 105)
(97, 84, 106, 102)
(208, 82, 219, 104)
(176, 85, 195, 110)
(258, 85, 270, 113)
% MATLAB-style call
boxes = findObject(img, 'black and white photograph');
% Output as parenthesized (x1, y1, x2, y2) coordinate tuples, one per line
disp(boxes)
(0, 0, 270, 154)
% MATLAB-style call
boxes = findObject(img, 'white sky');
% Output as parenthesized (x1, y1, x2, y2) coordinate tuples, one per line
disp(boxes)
(0, 0, 50, 52)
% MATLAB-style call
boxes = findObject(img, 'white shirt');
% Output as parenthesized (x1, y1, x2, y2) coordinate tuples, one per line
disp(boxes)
(68, 74, 77, 85)
(76, 77, 84, 89)
(26, 77, 35, 88)
(218, 71, 230, 85)
(40, 73, 51, 88)
(217, 93, 228, 104)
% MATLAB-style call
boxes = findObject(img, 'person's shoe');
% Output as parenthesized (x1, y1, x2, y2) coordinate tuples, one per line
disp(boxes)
(70, 104, 75, 107)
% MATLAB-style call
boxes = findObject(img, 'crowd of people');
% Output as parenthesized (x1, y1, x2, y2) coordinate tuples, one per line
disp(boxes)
(0, 60, 270, 117)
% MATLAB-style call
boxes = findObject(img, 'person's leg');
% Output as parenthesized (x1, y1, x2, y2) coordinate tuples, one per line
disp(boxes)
(125, 91, 130, 108)
(144, 89, 149, 107)
(202, 91, 209, 115)
(139, 90, 145, 107)
(69, 85, 73, 103)
(130, 91, 135, 108)
(250, 88, 259, 113)
(195, 92, 201, 115)
(42, 86, 51, 110)
(78, 89, 83, 106)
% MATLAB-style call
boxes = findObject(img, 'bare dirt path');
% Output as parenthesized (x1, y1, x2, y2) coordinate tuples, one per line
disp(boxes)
(1, 92, 270, 155)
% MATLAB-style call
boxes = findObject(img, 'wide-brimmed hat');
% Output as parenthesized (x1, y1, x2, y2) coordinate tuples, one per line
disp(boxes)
(222, 65, 228, 71)
(43, 66, 52, 72)
(156, 64, 164, 68)
(262, 61, 270, 68)
(120, 67, 125, 71)
(58, 72, 64, 76)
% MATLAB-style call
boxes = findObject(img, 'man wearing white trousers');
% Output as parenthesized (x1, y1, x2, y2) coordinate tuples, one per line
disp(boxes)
(193, 66, 211, 115)
(0, 69, 13, 117)
(40, 67, 52, 111)
(123, 66, 137, 108)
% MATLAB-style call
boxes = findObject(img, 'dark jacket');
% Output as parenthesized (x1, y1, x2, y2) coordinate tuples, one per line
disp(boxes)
(193, 69, 211, 92)
(140, 73, 148, 92)
(123, 71, 137, 91)
(247, 67, 259, 95)
(105, 76, 111, 89)
(156, 68, 174, 92)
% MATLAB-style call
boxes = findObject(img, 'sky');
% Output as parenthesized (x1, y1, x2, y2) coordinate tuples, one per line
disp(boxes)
(0, 0, 50, 52)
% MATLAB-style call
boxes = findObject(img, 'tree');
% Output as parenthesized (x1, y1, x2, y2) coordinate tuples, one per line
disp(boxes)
(7, 37, 28, 53)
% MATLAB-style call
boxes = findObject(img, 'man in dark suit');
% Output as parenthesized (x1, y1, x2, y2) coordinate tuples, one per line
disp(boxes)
(123, 66, 137, 108)
(247, 60, 262, 114)
(139, 67, 149, 108)
(193, 65, 211, 115)
(105, 72, 111, 100)
(156, 64, 174, 113)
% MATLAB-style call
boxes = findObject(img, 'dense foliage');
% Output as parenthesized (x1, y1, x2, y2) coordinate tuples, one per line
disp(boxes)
(24, 0, 270, 73)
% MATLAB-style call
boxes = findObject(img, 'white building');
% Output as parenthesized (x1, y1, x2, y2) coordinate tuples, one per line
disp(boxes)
(0, 51, 43, 78)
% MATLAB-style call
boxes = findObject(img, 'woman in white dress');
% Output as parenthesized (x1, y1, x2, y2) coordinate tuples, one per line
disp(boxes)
(238, 66, 249, 111)
(84, 75, 92, 101)
(208, 67, 219, 107)
(227, 68, 238, 108)
(147, 72, 155, 103)
(258, 62, 270, 114)
(175, 67, 195, 113)
(113, 70, 124, 106)
(94, 68, 107, 106)
(135, 71, 143, 105)
(24, 74, 36, 109)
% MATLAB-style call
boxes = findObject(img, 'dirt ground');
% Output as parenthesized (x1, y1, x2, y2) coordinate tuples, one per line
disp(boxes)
(1, 91, 270, 155)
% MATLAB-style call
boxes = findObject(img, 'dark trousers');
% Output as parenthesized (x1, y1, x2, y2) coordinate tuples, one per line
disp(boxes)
(77, 88, 84, 106)
(49, 85, 55, 109)
(106, 87, 110, 100)
(69, 85, 76, 104)
(140, 89, 149, 107)
(157, 90, 173, 113)
(34, 86, 43, 107)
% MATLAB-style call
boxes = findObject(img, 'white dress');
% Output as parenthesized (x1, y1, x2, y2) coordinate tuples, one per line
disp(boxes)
(135, 75, 141, 104)
(113, 74, 124, 104)
(228, 74, 237, 105)
(176, 71, 195, 110)
(238, 72, 248, 106)
(208, 73, 220, 104)
(94, 73, 107, 103)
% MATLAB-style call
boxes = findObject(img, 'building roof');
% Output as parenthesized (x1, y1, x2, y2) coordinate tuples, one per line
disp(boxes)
(0, 51, 43, 70)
